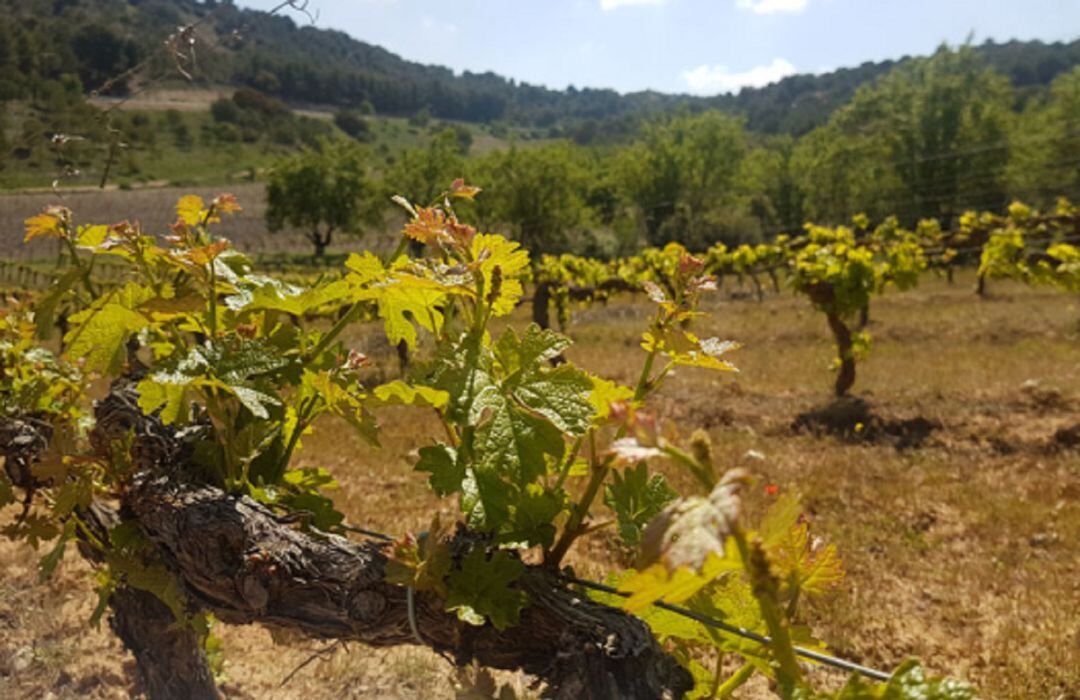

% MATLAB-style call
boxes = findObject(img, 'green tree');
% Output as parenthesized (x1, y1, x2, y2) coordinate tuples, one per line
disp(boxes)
(385, 129, 469, 255)
(797, 44, 1013, 225)
(471, 142, 592, 256)
(1006, 66, 1080, 204)
(740, 136, 806, 236)
(616, 111, 748, 249)
(334, 109, 371, 141)
(266, 142, 382, 258)
(791, 121, 900, 224)
(387, 129, 468, 208)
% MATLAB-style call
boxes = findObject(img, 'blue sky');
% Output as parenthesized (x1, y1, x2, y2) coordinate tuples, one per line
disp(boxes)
(238, 0, 1080, 95)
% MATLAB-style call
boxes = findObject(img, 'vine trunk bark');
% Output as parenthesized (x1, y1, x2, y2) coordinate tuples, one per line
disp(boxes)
(124, 474, 692, 699)
(532, 279, 551, 330)
(826, 311, 856, 397)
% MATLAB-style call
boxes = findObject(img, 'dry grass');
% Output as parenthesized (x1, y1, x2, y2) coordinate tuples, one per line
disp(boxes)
(1, 271, 1078, 699)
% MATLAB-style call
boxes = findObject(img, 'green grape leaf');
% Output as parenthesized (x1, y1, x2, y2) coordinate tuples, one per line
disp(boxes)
(604, 463, 677, 549)
(510, 364, 594, 436)
(617, 557, 732, 612)
(758, 493, 844, 597)
(472, 387, 564, 488)
(494, 325, 571, 373)
(38, 520, 75, 582)
(445, 548, 527, 631)
(3, 512, 61, 549)
(226, 384, 281, 419)
(495, 326, 594, 435)
(471, 234, 529, 316)
(431, 331, 495, 425)
(65, 303, 148, 374)
(587, 572, 714, 645)
(641, 330, 739, 372)
(34, 267, 82, 340)
(373, 380, 450, 409)
(415, 444, 464, 496)
(678, 653, 721, 700)
(227, 277, 351, 315)
(879, 660, 976, 699)
(176, 195, 206, 226)
(75, 224, 109, 248)
(503, 486, 564, 548)
(137, 375, 195, 425)
(385, 514, 453, 597)
(282, 466, 338, 491)
(460, 467, 516, 530)
(370, 283, 447, 348)
(587, 375, 635, 423)
(277, 491, 345, 531)
(345, 251, 387, 284)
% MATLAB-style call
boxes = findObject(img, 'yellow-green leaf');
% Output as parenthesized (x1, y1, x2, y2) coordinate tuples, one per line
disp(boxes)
(65, 304, 148, 374)
(373, 380, 450, 409)
(176, 195, 206, 226)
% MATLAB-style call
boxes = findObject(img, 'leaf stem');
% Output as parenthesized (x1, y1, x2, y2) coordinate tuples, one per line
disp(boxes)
(715, 662, 753, 698)
(547, 432, 609, 567)
(63, 236, 98, 299)
(551, 436, 583, 493)
(305, 301, 363, 366)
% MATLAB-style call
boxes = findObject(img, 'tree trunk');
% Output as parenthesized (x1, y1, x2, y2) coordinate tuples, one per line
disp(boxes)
(826, 311, 856, 397)
(309, 229, 333, 259)
(858, 303, 869, 329)
(975, 272, 987, 297)
(532, 280, 551, 330)
(109, 586, 221, 700)
(767, 269, 781, 294)
(749, 273, 764, 302)
(396, 339, 410, 376)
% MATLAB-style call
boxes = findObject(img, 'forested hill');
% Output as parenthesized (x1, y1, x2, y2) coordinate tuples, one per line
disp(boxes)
(2, 0, 1079, 136)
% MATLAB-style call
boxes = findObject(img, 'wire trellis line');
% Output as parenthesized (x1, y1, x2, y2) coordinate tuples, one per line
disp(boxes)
(563, 575, 892, 682)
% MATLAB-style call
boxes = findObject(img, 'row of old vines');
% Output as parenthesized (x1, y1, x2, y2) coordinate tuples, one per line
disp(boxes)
(532, 199, 1079, 396)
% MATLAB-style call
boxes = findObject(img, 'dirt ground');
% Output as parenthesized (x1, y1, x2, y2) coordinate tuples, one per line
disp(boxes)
(1, 271, 1078, 699)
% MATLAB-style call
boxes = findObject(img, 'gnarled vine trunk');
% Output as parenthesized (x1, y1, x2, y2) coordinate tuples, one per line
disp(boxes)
(826, 311, 857, 397)
(3, 394, 694, 699)
(532, 280, 552, 330)
(109, 585, 222, 700)
(805, 282, 857, 397)
(125, 474, 691, 699)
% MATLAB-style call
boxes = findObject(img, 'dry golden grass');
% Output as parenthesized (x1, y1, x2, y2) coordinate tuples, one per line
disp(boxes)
(1, 270, 1078, 699)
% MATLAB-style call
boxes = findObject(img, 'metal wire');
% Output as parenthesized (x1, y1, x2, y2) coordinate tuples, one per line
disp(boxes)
(563, 575, 892, 682)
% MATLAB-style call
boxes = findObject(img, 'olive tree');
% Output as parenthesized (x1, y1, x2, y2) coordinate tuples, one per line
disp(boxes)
(266, 141, 382, 258)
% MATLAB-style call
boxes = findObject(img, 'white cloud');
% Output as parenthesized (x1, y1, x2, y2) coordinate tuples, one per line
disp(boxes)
(735, 0, 808, 15)
(681, 58, 797, 94)
(600, 0, 666, 10)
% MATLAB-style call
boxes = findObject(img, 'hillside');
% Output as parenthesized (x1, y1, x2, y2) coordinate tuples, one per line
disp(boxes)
(1, 0, 1079, 138)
